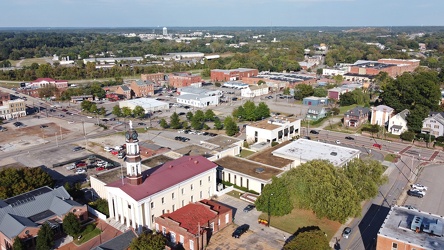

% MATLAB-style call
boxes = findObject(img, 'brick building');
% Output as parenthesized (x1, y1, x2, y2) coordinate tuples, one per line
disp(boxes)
(141, 73, 165, 85)
(30, 78, 69, 89)
(130, 80, 154, 98)
(210, 68, 258, 82)
(168, 73, 202, 88)
(0, 99, 27, 119)
(349, 59, 420, 78)
(115, 85, 132, 99)
(155, 199, 232, 250)
(0, 91, 10, 106)
(343, 106, 370, 128)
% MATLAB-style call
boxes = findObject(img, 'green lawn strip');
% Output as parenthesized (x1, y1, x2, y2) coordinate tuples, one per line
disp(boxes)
(75, 228, 102, 245)
(384, 153, 398, 162)
(259, 209, 341, 240)
(239, 149, 255, 158)
(338, 104, 358, 114)
(226, 190, 243, 198)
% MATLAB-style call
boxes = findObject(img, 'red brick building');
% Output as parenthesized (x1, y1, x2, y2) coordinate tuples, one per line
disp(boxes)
(141, 73, 165, 85)
(168, 73, 202, 88)
(349, 59, 420, 78)
(30, 78, 69, 89)
(343, 106, 370, 127)
(0, 91, 10, 106)
(115, 85, 132, 99)
(155, 199, 232, 250)
(130, 80, 154, 98)
(211, 68, 259, 82)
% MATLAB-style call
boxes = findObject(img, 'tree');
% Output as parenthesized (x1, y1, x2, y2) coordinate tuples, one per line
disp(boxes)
(294, 84, 314, 99)
(81, 100, 93, 112)
(38, 85, 59, 99)
(186, 111, 194, 121)
(224, 116, 239, 136)
(36, 223, 54, 250)
(243, 101, 257, 121)
(204, 109, 216, 121)
(255, 102, 270, 120)
(406, 105, 429, 132)
(283, 87, 291, 95)
(332, 75, 344, 85)
(130, 232, 166, 250)
(12, 237, 25, 250)
(213, 118, 223, 130)
(0, 167, 54, 199)
(98, 106, 106, 116)
(313, 88, 328, 97)
(232, 106, 245, 120)
(132, 105, 146, 119)
(284, 227, 330, 250)
(400, 131, 416, 141)
(89, 103, 98, 114)
(255, 177, 293, 216)
(112, 105, 122, 117)
(191, 110, 205, 130)
(62, 212, 81, 237)
(339, 92, 355, 106)
(159, 118, 168, 129)
(169, 112, 181, 129)
(121, 107, 132, 117)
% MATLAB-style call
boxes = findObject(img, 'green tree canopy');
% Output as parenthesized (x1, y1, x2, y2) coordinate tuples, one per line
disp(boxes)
(62, 212, 81, 237)
(294, 84, 314, 100)
(406, 105, 429, 132)
(12, 237, 25, 250)
(130, 232, 167, 250)
(283, 227, 330, 250)
(186, 111, 194, 121)
(224, 116, 239, 136)
(169, 112, 182, 129)
(233, 101, 270, 121)
(204, 109, 216, 121)
(112, 105, 122, 117)
(213, 118, 223, 130)
(80, 100, 93, 112)
(339, 92, 355, 106)
(36, 223, 54, 250)
(256, 102, 271, 119)
(121, 107, 132, 117)
(191, 110, 205, 130)
(159, 118, 168, 129)
(0, 167, 54, 199)
(255, 177, 293, 216)
(313, 88, 328, 97)
(132, 106, 146, 119)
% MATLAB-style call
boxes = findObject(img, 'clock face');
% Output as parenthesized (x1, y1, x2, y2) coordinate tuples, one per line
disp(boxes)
(132, 131, 138, 140)
(125, 132, 130, 140)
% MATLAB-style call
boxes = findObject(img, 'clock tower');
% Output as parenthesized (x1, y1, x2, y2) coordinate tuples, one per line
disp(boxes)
(125, 120, 143, 185)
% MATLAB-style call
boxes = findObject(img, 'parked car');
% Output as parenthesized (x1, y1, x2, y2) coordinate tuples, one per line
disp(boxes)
(66, 164, 76, 170)
(309, 130, 319, 134)
(372, 143, 382, 149)
(104, 146, 113, 152)
(111, 150, 119, 155)
(96, 166, 105, 171)
(411, 183, 428, 191)
(72, 146, 84, 152)
(345, 136, 354, 140)
(342, 227, 352, 239)
(39, 124, 48, 128)
(0, 126, 7, 132)
(178, 112, 186, 116)
(232, 224, 249, 238)
(61, 109, 68, 112)
(407, 189, 425, 198)
(76, 162, 87, 167)
(75, 168, 86, 174)
(302, 136, 311, 140)
(138, 122, 146, 126)
(243, 204, 255, 212)
(335, 140, 341, 144)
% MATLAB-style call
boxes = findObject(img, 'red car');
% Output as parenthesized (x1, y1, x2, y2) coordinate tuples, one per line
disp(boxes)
(111, 150, 119, 155)
(373, 143, 382, 149)
(76, 162, 87, 167)
(96, 166, 105, 171)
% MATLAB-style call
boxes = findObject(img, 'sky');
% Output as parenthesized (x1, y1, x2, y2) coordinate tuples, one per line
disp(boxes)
(1, 0, 443, 27)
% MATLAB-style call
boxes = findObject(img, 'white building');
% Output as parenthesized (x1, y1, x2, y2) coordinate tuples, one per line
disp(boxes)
(241, 85, 269, 98)
(245, 116, 301, 144)
(105, 124, 218, 232)
(388, 109, 409, 135)
(178, 87, 222, 97)
(0, 99, 27, 119)
(322, 67, 350, 76)
(272, 139, 361, 168)
(176, 87, 221, 108)
(371, 105, 394, 126)
(421, 112, 444, 137)
(223, 81, 248, 89)
(119, 98, 169, 114)
(163, 27, 168, 36)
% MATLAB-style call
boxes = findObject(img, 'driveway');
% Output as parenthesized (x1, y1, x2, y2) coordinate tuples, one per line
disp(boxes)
(211, 195, 291, 249)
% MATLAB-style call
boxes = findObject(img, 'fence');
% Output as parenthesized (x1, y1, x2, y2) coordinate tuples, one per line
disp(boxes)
(87, 205, 107, 220)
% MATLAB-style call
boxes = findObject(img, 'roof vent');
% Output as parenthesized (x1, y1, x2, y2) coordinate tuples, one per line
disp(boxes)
(330, 152, 337, 156)
(169, 165, 173, 168)
(194, 160, 199, 164)
(255, 168, 265, 174)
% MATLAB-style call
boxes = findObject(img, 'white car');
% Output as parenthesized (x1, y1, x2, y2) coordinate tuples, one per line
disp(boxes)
(104, 146, 112, 152)
(66, 164, 75, 170)
(409, 189, 426, 196)
(68, 121, 75, 124)
(75, 168, 86, 174)
(335, 140, 341, 144)
(411, 183, 428, 191)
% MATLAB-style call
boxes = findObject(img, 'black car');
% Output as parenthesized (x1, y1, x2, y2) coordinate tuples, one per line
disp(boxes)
(302, 136, 311, 140)
(138, 122, 146, 126)
(407, 190, 424, 198)
(102, 119, 109, 122)
(232, 224, 249, 238)
(243, 204, 255, 212)
(309, 130, 319, 134)
(345, 136, 355, 140)
(39, 124, 48, 128)
(72, 146, 84, 152)
(178, 112, 186, 116)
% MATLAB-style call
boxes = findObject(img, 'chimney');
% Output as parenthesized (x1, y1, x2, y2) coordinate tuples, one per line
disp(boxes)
(169, 165, 173, 168)
(194, 160, 199, 164)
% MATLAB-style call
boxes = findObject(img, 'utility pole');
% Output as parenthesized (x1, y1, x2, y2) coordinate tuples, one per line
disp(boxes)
(55, 132, 58, 147)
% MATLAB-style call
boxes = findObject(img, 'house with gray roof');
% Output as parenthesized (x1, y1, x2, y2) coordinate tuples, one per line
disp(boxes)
(0, 186, 87, 249)
(306, 106, 328, 121)
(388, 109, 409, 135)
(93, 229, 137, 250)
(421, 112, 444, 137)
(343, 106, 370, 128)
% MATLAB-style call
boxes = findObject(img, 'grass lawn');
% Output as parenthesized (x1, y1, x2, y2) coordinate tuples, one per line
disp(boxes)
(75, 228, 102, 245)
(384, 153, 398, 162)
(0, 82, 20, 88)
(339, 104, 358, 114)
(239, 149, 255, 158)
(259, 209, 341, 240)
(226, 190, 243, 199)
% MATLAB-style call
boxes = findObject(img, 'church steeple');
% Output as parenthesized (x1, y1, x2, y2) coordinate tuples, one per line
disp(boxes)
(125, 120, 143, 185)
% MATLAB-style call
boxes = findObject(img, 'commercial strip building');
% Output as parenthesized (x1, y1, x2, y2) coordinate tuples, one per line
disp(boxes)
(168, 72, 202, 88)
(376, 205, 444, 250)
(245, 116, 301, 144)
(272, 139, 361, 168)
(0, 99, 27, 120)
(176, 87, 222, 108)
(241, 84, 269, 98)
(211, 68, 258, 82)
(119, 98, 169, 114)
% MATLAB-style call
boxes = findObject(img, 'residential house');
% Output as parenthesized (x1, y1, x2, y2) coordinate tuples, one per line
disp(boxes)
(116, 85, 132, 99)
(305, 106, 328, 121)
(302, 96, 329, 106)
(388, 109, 409, 135)
(154, 199, 232, 250)
(130, 80, 154, 98)
(0, 99, 26, 119)
(421, 112, 444, 137)
(105, 124, 218, 232)
(0, 186, 87, 250)
(245, 115, 301, 144)
(168, 73, 202, 88)
(371, 105, 394, 126)
(240, 84, 269, 98)
(0, 91, 10, 106)
(376, 205, 444, 250)
(343, 107, 370, 128)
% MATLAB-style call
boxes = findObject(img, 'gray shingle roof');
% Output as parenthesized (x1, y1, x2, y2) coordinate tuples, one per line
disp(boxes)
(0, 186, 79, 240)
(344, 106, 370, 116)
(93, 230, 137, 250)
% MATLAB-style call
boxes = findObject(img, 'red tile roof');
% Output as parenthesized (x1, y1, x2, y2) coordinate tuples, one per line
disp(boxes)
(199, 199, 231, 214)
(161, 202, 218, 235)
(107, 155, 217, 201)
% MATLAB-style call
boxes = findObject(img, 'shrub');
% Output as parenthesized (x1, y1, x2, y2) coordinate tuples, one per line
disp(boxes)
(271, 141, 279, 147)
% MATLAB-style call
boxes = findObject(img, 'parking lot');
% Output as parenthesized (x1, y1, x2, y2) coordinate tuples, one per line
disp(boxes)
(206, 195, 290, 250)
(404, 163, 444, 215)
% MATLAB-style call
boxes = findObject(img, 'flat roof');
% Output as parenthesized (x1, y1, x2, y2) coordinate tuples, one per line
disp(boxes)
(174, 145, 214, 158)
(378, 206, 444, 249)
(247, 141, 294, 168)
(247, 116, 300, 131)
(202, 135, 242, 151)
(272, 139, 361, 167)
(214, 156, 283, 181)
(121, 98, 168, 107)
